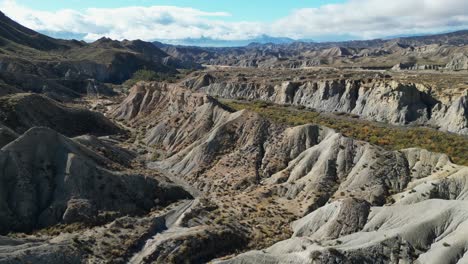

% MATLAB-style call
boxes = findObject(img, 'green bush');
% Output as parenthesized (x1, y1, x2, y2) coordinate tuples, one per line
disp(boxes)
(132, 69, 161, 81)
(123, 69, 176, 88)
(223, 100, 468, 166)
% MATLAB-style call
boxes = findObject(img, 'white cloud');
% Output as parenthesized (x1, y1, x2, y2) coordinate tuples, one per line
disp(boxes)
(0, 0, 261, 41)
(1, 0, 468, 42)
(272, 0, 468, 39)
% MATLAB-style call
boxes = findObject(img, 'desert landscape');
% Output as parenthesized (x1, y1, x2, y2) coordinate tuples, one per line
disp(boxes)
(0, 2, 467, 263)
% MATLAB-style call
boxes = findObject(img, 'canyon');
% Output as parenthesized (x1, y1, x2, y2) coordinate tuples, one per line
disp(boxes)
(0, 10, 467, 264)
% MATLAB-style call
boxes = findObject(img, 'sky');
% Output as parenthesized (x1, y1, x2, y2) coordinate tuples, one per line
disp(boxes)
(3, 0, 344, 22)
(1, 0, 468, 44)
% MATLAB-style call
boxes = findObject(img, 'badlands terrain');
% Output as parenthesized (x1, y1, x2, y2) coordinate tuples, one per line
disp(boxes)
(0, 11, 467, 264)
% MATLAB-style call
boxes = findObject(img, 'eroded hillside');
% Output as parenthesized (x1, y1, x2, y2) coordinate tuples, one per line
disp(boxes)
(183, 68, 468, 135)
(0, 11, 467, 264)
(0, 74, 466, 263)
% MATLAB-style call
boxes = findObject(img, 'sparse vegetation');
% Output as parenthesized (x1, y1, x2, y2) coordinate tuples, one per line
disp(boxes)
(123, 69, 178, 88)
(224, 100, 468, 166)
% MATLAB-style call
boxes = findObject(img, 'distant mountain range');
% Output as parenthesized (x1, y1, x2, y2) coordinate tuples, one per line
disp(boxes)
(0, 11, 199, 100)
(155, 35, 298, 47)
(0, 7, 466, 100)
(154, 29, 468, 71)
(37, 29, 468, 48)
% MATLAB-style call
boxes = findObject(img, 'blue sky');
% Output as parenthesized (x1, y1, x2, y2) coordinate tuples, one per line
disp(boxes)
(1, 0, 468, 45)
(13, 0, 344, 22)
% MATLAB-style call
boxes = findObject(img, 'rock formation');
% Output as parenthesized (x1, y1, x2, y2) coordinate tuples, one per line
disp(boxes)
(0, 127, 191, 234)
(446, 53, 468, 70)
(108, 82, 468, 263)
(0, 79, 466, 263)
(185, 75, 467, 135)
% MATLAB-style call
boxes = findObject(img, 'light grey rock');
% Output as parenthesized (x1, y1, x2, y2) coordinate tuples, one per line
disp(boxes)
(0, 236, 82, 264)
(292, 198, 371, 239)
(196, 79, 467, 135)
(217, 199, 468, 264)
(431, 93, 468, 134)
(446, 53, 468, 70)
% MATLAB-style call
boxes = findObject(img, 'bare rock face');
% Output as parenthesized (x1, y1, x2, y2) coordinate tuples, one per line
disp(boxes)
(128, 200, 246, 264)
(194, 78, 467, 135)
(213, 146, 468, 263)
(0, 127, 191, 234)
(0, 93, 122, 137)
(292, 198, 371, 239)
(431, 93, 468, 135)
(392, 62, 444, 71)
(216, 199, 468, 264)
(446, 53, 468, 70)
(182, 72, 217, 90)
(350, 81, 435, 124)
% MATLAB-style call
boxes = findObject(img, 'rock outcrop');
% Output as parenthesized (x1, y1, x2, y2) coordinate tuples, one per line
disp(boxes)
(111, 82, 278, 191)
(446, 53, 468, 70)
(217, 198, 468, 264)
(431, 93, 468, 135)
(188, 78, 467, 135)
(392, 62, 444, 71)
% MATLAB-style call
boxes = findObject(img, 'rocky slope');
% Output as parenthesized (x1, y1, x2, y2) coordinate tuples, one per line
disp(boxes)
(0, 124, 196, 264)
(0, 93, 121, 137)
(111, 82, 280, 192)
(158, 31, 468, 70)
(185, 73, 468, 135)
(0, 126, 191, 234)
(107, 82, 468, 263)
(0, 12, 199, 100)
(0, 124, 17, 148)
(218, 197, 468, 263)
(1, 79, 466, 263)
